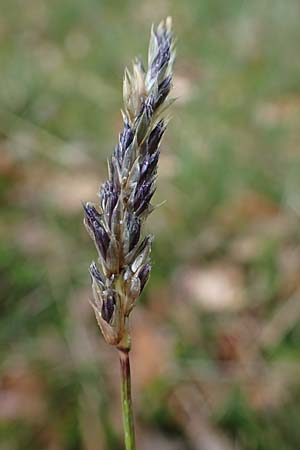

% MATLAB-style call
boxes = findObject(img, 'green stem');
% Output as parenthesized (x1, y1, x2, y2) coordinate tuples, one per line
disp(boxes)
(118, 348, 136, 450)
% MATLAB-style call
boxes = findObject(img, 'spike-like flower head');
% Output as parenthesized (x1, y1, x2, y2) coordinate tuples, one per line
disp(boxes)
(84, 18, 175, 347)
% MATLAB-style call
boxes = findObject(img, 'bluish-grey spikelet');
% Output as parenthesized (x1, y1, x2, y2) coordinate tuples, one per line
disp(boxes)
(84, 17, 175, 346)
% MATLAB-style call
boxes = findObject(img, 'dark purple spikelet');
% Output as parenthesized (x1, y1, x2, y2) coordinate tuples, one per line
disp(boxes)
(83, 202, 102, 227)
(146, 120, 166, 155)
(119, 120, 134, 158)
(139, 263, 151, 293)
(101, 292, 116, 323)
(83, 17, 175, 346)
(90, 261, 104, 287)
(83, 203, 110, 258)
(128, 214, 141, 252)
(150, 31, 171, 79)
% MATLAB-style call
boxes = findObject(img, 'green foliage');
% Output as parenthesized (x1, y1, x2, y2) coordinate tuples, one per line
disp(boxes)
(1, 0, 300, 448)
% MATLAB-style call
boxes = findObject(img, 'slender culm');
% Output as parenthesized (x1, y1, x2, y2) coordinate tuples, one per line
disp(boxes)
(83, 17, 175, 450)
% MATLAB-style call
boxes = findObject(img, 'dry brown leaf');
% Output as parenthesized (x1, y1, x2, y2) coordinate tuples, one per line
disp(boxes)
(170, 384, 243, 450)
(0, 366, 46, 421)
(175, 264, 246, 312)
(130, 307, 173, 392)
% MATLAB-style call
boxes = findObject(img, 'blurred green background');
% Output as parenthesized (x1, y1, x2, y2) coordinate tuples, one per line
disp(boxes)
(1, 1, 300, 449)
